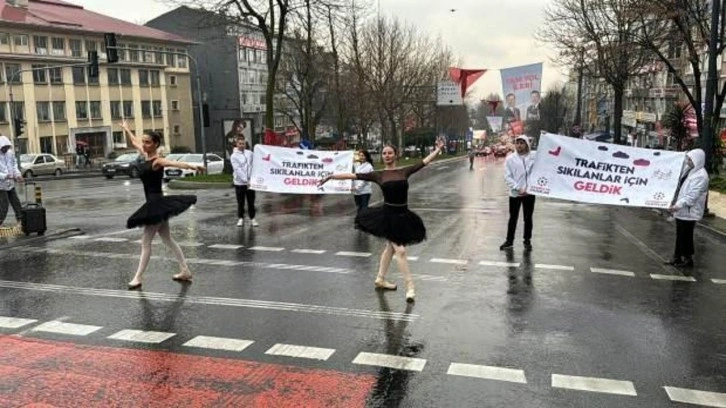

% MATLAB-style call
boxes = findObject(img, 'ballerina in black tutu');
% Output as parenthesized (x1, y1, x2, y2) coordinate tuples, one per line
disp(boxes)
(121, 121, 205, 290)
(319, 139, 445, 302)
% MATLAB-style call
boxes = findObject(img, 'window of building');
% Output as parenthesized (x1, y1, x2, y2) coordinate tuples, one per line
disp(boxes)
(33, 36, 48, 55)
(87, 68, 98, 85)
(36, 102, 51, 121)
(141, 101, 151, 118)
(14, 34, 28, 47)
(72, 66, 85, 84)
(128, 44, 139, 62)
(32, 65, 47, 84)
(40, 136, 53, 153)
(123, 101, 134, 117)
(107, 68, 119, 85)
(165, 48, 176, 66)
(113, 131, 124, 144)
(152, 101, 162, 117)
(52, 102, 66, 121)
(51, 37, 65, 56)
(139, 69, 149, 86)
(169, 75, 177, 86)
(11, 102, 24, 121)
(55, 135, 69, 155)
(5, 63, 21, 84)
(110, 101, 122, 119)
(69, 39, 82, 57)
(0, 33, 8, 45)
(0, 102, 6, 122)
(76, 101, 88, 120)
(90, 101, 102, 119)
(49, 67, 63, 84)
(171, 100, 179, 110)
(116, 43, 127, 62)
(177, 49, 187, 68)
(173, 125, 180, 134)
(154, 47, 163, 64)
(85, 40, 97, 52)
(143, 46, 155, 63)
(150, 70, 160, 86)
(119, 69, 131, 85)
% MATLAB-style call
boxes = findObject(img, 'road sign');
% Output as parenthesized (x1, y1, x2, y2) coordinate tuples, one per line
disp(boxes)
(437, 81, 463, 106)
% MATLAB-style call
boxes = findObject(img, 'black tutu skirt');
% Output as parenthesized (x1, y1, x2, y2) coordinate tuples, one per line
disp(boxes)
(126, 195, 197, 228)
(354, 205, 426, 246)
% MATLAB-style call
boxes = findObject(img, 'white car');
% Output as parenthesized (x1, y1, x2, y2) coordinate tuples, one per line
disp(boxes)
(163, 153, 224, 181)
(20, 154, 67, 178)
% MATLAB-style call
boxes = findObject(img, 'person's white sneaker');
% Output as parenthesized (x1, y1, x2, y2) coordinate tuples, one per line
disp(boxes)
(236, 218, 245, 227)
(250, 219, 260, 227)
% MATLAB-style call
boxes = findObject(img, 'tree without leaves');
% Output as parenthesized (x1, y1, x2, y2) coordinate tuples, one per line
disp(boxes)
(538, 0, 654, 144)
(538, 86, 573, 135)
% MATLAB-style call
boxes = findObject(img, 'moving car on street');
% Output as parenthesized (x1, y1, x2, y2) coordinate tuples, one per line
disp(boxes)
(19, 154, 67, 178)
(101, 153, 143, 179)
(163, 153, 224, 181)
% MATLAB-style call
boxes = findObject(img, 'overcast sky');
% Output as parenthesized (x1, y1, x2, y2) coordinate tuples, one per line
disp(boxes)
(74, 0, 570, 103)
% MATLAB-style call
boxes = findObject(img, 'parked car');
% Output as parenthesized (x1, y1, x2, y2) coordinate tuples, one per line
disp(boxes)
(101, 153, 144, 179)
(19, 154, 66, 178)
(163, 153, 224, 181)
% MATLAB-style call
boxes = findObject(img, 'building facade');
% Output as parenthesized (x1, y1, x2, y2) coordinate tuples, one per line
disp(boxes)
(0, 0, 195, 160)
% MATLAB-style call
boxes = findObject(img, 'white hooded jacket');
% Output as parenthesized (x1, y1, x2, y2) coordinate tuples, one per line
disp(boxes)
(0, 136, 21, 191)
(673, 149, 709, 221)
(504, 135, 536, 197)
(231, 147, 254, 186)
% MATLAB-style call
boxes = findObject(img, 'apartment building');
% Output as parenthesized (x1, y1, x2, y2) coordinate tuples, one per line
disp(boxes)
(0, 0, 195, 159)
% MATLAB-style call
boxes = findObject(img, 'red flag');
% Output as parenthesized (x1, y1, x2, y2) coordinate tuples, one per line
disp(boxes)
(448, 67, 487, 98)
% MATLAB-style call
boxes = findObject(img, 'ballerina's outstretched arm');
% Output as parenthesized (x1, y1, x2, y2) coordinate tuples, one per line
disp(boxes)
(422, 139, 446, 165)
(318, 172, 357, 186)
(120, 120, 144, 156)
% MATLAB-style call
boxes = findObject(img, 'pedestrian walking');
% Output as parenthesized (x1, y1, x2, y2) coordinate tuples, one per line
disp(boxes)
(665, 148, 709, 267)
(319, 139, 446, 303)
(352, 149, 374, 214)
(231, 135, 258, 227)
(0, 135, 23, 227)
(83, 146, 91, 168)
(121, 121, 204, 290)
(500, 135, 536, 251)
(468, 148, 476, 170)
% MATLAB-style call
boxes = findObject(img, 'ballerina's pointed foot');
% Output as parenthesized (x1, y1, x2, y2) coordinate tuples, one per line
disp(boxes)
(128, 280, 142, 290)
(405, 280, 415, 303)
(375, 277, 397, 290)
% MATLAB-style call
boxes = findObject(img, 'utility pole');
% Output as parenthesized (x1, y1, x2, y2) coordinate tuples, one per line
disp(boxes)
(574, 48, 584, 137)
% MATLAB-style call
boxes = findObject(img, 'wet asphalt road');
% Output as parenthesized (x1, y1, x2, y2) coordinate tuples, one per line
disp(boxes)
(1, 157, 726, 407)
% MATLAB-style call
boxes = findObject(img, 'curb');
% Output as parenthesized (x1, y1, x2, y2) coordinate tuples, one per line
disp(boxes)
(650, 209, 726, 239)
(30, 172, 102, 181)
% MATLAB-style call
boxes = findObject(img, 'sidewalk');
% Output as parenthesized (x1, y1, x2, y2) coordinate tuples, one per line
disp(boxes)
(699, 190, 726, 236)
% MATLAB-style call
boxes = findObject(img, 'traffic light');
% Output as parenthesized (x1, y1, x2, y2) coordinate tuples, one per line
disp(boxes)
(104, 33, 118, 63)
(88, 51, 99, 78)
(14, 118, 25, 137)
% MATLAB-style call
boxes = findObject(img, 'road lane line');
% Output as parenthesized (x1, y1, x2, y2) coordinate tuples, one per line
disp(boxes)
(616, 223, 684, 276)
(94, 237, 129, 243)
(69, 235, 91, 240)
(590, 268, 636, 277)
(712, 279, 726, 284)
(0, 280, 419, 322)
(664, 386, 726, 407)
(552, 374, 637, 396)
(650, 274, 697, 282)
(108, 329, 176, 344)
(430, 258, 468, 265)
(0, 316, 38, 329)
(535, 264, 575, 271)
(265, 344, 336, 361)
(248, 246, 285, 252)
(447, 363, 527, 384)
(353, 352, 426, 371)
(32, 321, 102, 336)
(208, 244, 244, 250)
(479, 261, 521, 268)
(335, 251, 372, 257)
(178, 242, 205, 248)
(292, 249, 327, 254)
(417, 274, 448, 282)
(183, 336, 254, 352)
(437, 166, 450, 170)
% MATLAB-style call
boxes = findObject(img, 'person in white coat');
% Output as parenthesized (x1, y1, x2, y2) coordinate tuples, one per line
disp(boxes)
(501, 135, 536, 251)
(666, 148, 709, 267)
(231, 136, 258, 227)
(352, 150, 374, 214)
(0, 135, 23, 227)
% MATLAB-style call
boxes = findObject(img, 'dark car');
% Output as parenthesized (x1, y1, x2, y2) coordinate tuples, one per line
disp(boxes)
(102, 153, 143, 179)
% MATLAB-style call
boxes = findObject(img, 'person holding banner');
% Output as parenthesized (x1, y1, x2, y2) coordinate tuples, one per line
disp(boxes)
(352, 150, 374, 214)
(501, 135, 536, 251)
(666, 149, 709, 267)
(319, 140, 445, 303)
(232, 136, 259, 227)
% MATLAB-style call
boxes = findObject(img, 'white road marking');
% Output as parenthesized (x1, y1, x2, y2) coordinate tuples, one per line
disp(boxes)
(0, 316, 38, 329)
(108, 329, 176, 344)
(417, 274, 448, 282)
(535, 264, 575, 271)
(32, 321, 102, 336)
(712, 279, 726, 284)
(183, 336, 254, 352)
(177, 242, 205, 247)
(248, 246, 285, 252)
(0, 280, 419, 322)
(94, 237, 129, 243)
(590, 268, 636, 277)
(208, 244, 244, 250)
(132, 239, 160, 245)
(430, 258, 468, 265)
(335, 251, 372, 257)
(437, 166, 450, 170)
(292, 249, 327, 254)
(650, 274, 697, 282)
(664, 386, 726, 407)
(552, 374, 637, 396)
(353, 352, 426, 371)
(407, 256, 419, 261)
(69, 235, 91, 240)
(447, 363, 527, 384)
(616, 223, 683, 276)
(265, 344, 336, 361)
(479, 261, 521, 268)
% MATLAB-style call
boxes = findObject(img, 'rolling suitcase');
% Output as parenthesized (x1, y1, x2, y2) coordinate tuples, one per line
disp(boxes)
(20, 182, 47, 236)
